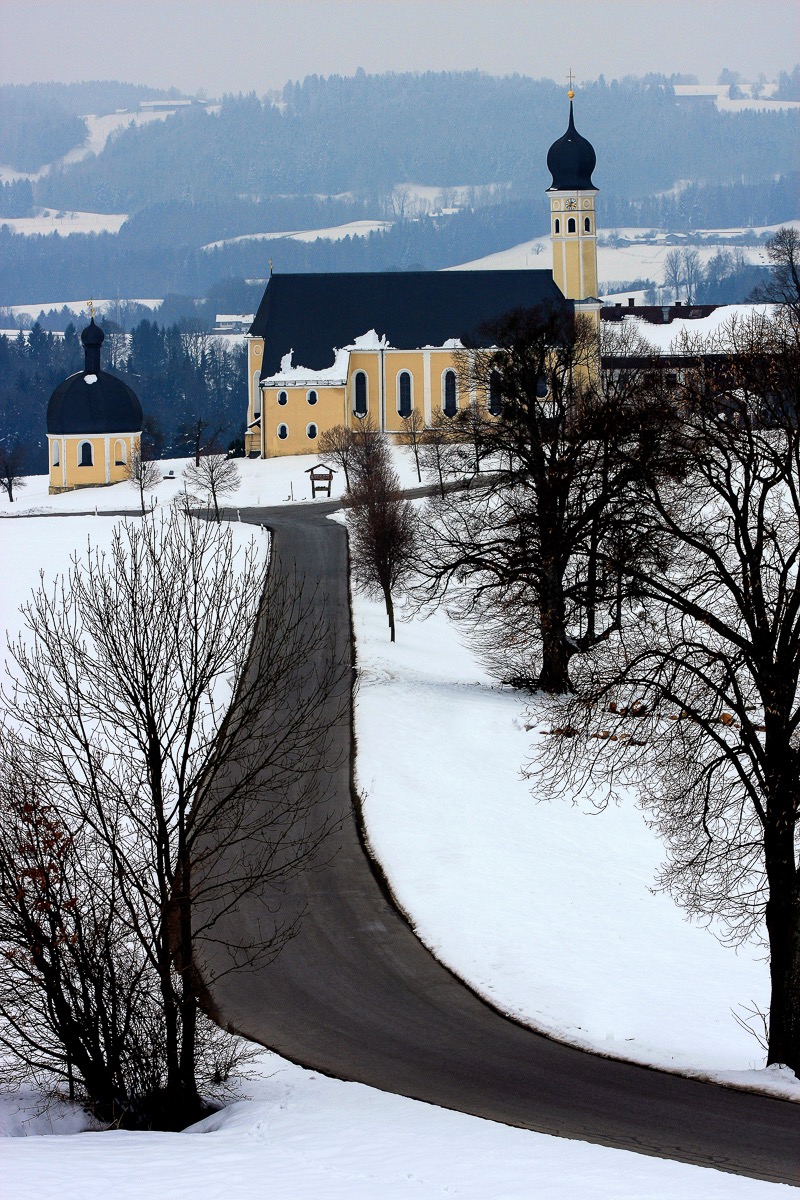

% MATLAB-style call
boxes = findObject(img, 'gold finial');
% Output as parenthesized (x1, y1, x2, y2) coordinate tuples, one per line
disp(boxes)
(269, 258, 274, 276)
(87, 298, 95, 319)
(567, 68, 575, 100)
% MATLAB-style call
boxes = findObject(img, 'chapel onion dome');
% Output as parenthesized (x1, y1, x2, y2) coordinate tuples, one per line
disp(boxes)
(47, 317, 143, 436)
(546, 101, 597, 191)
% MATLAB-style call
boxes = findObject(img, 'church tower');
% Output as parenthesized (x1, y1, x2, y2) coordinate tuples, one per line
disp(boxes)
(546, 87, 601, 324)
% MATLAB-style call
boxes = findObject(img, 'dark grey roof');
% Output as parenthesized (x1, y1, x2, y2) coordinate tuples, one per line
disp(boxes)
(250, 270, 570, 376)
(47, 370, 143, 436)
(546, 102, 597, 191)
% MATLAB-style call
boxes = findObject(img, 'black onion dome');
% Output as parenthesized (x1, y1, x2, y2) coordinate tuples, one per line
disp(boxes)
(547, 102, 597, 190)
(47, 317, 142, 435)
(47, 371, 143, 435)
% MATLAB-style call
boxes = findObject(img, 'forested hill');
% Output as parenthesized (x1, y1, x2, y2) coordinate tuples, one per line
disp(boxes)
(34, 72, 800, 213)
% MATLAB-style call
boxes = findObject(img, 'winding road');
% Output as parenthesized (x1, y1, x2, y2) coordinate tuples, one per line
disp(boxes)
(197, 500, 800, 1187)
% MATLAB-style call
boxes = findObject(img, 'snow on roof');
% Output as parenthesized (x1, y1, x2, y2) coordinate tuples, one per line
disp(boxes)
(263, 345, 352, 386)
(604, 303, 778, 354)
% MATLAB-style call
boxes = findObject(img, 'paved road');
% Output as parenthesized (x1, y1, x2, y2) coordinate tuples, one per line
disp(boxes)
(197, 500, 800, 1187)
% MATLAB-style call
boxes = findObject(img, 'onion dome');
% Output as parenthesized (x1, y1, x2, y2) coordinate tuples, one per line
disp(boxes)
(47, 318, 143, 436)
(546, 102, 597, 191)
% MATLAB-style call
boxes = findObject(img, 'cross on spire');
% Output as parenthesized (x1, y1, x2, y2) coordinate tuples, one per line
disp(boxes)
(87, 298, 95, 319)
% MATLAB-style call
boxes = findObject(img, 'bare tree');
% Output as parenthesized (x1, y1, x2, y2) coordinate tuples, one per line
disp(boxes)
(2, 510, 347, 1126)
(536, 307, 800, 1072)
(419, 411, 460, 498)
(0, 442, 26, 503)
(413, 306, 670, 693)
(400, 407, 426, 483)
(183, 453, 241, 522)
(663, 248, 685, 301)
(346, 422, 417, 641)
(752, 226, 800, 319)
(682, 249, 702, 304)
(319, 424, 357, 491)
(124, 445, 161, 513)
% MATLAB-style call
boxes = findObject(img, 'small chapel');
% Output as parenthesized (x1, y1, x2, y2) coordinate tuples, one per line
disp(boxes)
(47, 316, 143, 493)
(244, 94, 601, 458)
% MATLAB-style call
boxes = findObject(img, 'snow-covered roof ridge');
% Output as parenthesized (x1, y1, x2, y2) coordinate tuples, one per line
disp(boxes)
(605, 303, 779, 355)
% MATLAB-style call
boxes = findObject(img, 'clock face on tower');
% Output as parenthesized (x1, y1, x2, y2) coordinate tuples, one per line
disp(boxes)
(565, 198, 577, 210)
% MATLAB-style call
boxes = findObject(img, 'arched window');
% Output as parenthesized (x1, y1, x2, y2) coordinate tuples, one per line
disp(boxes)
(488, 370, 502, 416)
(277, 390, 288, 406)
(353, 371, 368, 417)
(397, 371, 412, 417)
(307, 423, 318, 440)
(567, 217, 576, 234)
(307, 389, 318, 406)
(277, 424, 288, 441)
(114, 439, 126, 465)
(584, 216, 591, 233)
(52, 441, 60, 467)
(536, 375, 549, 399)
(442, 369, 457, 417)
(253, 371, 262, 418)
(554, 218, 560, 234)
(78, 441, 93, 467)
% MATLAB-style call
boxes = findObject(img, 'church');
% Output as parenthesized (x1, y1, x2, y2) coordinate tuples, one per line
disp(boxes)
(244, 94, 601, 459)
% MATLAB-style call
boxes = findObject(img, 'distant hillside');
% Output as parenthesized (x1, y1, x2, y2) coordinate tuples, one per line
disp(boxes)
(0, 81, 187, 173)
(35, 72, 800, 214)
(2, 70, 798, 308)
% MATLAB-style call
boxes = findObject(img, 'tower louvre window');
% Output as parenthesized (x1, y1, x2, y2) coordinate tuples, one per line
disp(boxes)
(584, 216, 591, 232)
(567, 217, 576, 233)
(554, 218, 560, 234)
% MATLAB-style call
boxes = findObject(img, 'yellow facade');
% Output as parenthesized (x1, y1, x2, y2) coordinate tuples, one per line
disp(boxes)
(48, 432, 140, 494)
(247, 341, 498, 459)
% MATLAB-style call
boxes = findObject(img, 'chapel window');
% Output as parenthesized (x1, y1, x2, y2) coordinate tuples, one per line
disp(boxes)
(114, 440, 126, 465)
(79, 441, 93, 467)
(397, 371, 412, 417)
(52, 441, 60, 466)
(354, 371, 368, 417)
(443, 370, 457, 417)
(253, 371, 262, 417)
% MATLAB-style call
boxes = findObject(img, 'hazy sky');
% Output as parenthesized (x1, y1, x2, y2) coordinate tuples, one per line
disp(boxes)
(2, 0, 798, 95)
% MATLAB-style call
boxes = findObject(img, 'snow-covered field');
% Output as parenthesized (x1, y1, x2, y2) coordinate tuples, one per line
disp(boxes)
(1, 453, 797, 1195)
(450, 229, 777, 295)
(2, 1052, 787, 1200)
(202, 219, 392, 251)
(1, 209, 128, 237)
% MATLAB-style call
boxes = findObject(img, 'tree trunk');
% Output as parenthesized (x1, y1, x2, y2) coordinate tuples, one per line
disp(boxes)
(764, 777, 800, 1074)
(537, 560, 572, 693)
(382, 581, 396, 643)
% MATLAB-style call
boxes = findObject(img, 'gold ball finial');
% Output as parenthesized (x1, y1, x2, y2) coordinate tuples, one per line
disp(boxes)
(568, 90, 575, 100)
(567, 68, 575, 101)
